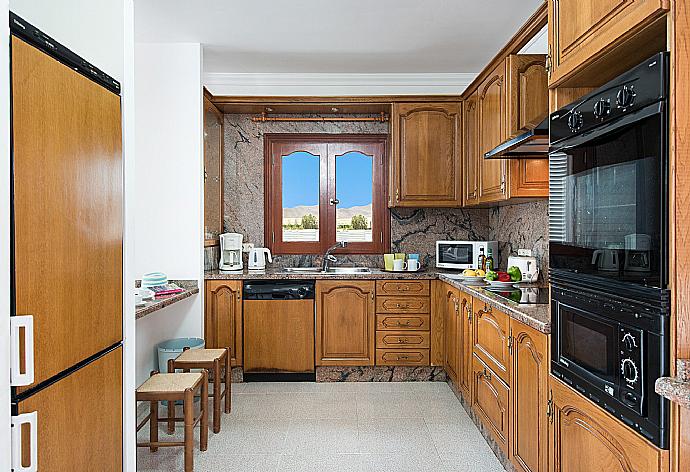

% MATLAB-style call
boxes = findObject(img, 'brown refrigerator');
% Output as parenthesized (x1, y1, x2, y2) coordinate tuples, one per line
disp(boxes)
(9, 13, 123, 471)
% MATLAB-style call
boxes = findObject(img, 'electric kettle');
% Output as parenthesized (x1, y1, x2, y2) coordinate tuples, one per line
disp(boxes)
(591, 248, 620, 272)
(248, 247, 272, 270)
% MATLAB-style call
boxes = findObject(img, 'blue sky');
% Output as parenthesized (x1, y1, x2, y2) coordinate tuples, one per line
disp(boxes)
(282, 151, 373, 208)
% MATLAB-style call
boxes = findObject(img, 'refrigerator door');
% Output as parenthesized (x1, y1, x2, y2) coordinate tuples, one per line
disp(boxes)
(14, 346, 123, 471)
(11, 36, 123, 392)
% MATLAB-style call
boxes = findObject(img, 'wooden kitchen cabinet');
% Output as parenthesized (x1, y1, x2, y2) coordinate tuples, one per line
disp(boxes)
(465, 54, 549, 206)
(376, 296, 430, 314)
(463, 91, 480, 205)
(547, 0, 668, 87)
(457, 291, 473, 403)
(477, 63, 508, 204)
(509, 320, 548, 472)
(390, 102, 462, 207)
(205, 280, 243, 366)
(316, 280, 375, 366)
(549, 376, 668, 472)
(473, 298, 511, 384)
(473, 353, 510, 455)
(376, 279, 430, 296)
(444, 285, 460, 386)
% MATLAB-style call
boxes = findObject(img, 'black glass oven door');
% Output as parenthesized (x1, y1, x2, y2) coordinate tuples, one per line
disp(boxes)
(558, 303, 618, 385)
(549, 106, 667, 289)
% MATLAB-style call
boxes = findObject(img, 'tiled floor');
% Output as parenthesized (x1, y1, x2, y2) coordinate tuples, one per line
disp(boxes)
(136, 381, 504, 472)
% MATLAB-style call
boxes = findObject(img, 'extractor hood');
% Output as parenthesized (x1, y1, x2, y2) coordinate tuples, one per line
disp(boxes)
(484, 116, 549, 159)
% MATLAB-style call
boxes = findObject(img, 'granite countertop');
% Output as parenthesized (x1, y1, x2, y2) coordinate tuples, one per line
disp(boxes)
(205, 268, 551, 333)
(655, 359, 690, 409)
(136, 280, 199, 320)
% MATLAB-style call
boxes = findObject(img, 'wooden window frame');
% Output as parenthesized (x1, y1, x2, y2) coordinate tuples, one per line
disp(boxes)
(264, 133, 390, 255)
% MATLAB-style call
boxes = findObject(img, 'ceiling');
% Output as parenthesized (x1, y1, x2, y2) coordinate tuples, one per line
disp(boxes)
(135, 0, 544, 74)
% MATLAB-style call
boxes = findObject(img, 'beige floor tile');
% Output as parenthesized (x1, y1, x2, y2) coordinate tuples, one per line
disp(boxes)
(283, 418, 361, 454)
(357, 417, 437, 454)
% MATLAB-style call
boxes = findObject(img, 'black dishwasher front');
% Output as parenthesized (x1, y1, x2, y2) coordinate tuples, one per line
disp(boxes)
(243, 280, 316, 381)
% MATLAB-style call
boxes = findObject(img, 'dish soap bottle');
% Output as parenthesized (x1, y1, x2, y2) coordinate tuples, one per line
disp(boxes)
(478, 247, 486, 271)
(486, 248, 495, 272)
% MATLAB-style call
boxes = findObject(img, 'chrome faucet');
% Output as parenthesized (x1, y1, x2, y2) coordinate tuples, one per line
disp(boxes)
(322, 241, 347, 272)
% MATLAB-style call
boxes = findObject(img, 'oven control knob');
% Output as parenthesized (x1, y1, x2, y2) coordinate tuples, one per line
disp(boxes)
(621, 358, 639, 384)
(622, 332, 638, 350)
(568, 111, 583, 132)
(593, 99, 611, 118)
(616, 85, 636, 108)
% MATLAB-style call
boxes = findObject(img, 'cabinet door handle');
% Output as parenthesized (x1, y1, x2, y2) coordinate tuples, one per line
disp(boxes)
(10, 315, 35, 387)
(11, 411, 38, 472)
(397, 320, 410, 327)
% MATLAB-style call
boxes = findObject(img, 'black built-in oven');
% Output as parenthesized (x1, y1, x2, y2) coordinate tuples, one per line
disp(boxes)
(549, 53, 671, 448)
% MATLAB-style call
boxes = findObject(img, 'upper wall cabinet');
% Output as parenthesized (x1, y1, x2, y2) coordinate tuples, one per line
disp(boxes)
(548, 0, 669, 86)
(466, 55, 549, 206)
(390, 102, 462, 208)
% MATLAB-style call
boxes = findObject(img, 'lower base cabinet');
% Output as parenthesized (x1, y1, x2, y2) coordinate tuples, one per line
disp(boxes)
(205, 280, 243, 366)
(549, 376, 669, 472)
(472, 353, 510, 455)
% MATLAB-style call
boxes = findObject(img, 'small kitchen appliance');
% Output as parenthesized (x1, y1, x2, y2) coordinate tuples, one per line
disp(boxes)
(248, 247, 272, 270)
(219, 232, 243, 271)
(624, 233, 652, 272)
(436, 240, 498, 270)
(507, 250, 540, 282)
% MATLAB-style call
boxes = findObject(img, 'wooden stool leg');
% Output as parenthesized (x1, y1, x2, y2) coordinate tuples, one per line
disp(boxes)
(184, 388, 194, 472)
(149, 400, 158, 453)
(200, 371, 208, 451)
(166, 359, 176, 434)
(224, 348, 231, 413)
(213, 358, 221, 433)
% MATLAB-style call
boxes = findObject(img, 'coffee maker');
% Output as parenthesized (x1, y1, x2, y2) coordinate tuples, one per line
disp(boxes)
(219, 233, 243, 271)
(624, 233, 652, 272)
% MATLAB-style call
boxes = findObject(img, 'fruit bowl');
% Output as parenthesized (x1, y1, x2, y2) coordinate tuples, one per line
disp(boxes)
(458, 274, 486, 285)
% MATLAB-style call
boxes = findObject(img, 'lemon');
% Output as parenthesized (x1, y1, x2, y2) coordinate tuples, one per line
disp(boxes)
(463, 269, 477, 276)
(476, 269, 486, 277)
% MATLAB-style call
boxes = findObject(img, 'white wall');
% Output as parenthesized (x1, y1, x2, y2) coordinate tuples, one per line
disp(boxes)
(9, 0, 124, 81)
(134, 42, 204, 387)
(519, 25, 548, 55)
(1, 1, 12, 471)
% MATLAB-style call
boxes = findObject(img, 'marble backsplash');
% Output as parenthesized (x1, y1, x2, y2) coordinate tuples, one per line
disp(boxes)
(218, 113, 548, 274)
(488, 200, 549, 281)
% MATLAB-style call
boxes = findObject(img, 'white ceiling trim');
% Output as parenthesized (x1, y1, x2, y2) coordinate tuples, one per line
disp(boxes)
(203, 72, 477, 96)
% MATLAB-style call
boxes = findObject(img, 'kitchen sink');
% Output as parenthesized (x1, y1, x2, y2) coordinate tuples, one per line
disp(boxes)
(283, 267, 371, 274)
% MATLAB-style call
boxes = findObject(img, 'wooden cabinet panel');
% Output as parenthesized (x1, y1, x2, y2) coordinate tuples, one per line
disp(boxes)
(473, 298, 510, 383)
(478, 63, 508, 204)
(376, 348, 430, 366)
(548, 0, 668, 86)
(376, 296, 431, 314)
(205, 280, 243, 366)
(17, 347, 122, 472)
(463, 91, 480, 205)
(473, 354, 510, 455)
(243, 299, 314, 373)
(458, 291, 473, 403)
(444, 286, 460, 386)
(376, 330, 430, 349)
(509, 158, 549, 198)
(510, 320, 548, 472)
(12, 37, 123, 392)
(376, 314, 430, 331)
(316, 280, 375, 366)
(391, 102, 462, 207)
(549, 376, 668, 472)
(376, 279, 430, 296)
(506, 54, 548, 138)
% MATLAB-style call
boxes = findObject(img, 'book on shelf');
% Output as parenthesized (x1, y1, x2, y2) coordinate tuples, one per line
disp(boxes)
(148, 283, 184, 298)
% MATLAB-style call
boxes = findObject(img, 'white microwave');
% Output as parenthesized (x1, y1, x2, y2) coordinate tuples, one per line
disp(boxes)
(436, 240, 499, 270)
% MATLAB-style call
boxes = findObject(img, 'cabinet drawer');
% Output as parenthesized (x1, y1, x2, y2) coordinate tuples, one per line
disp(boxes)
(376, 296, 430, 314)
(472, 354, 509, 455)
(376, 349, 430, 366)
(473, 298, 510, 384)
(376, 280, 430, 296)
(376, 314, 430, 331)
(376, 330, 430, 349)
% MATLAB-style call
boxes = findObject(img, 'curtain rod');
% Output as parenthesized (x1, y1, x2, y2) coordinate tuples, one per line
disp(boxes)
(251, 112, 389, 123)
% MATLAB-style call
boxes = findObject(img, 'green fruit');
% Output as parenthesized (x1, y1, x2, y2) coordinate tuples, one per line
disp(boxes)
(485, 270, 498, 281)
(507, 266, 522, 282)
